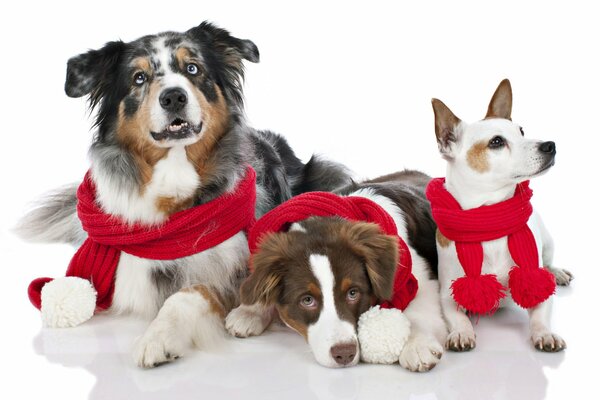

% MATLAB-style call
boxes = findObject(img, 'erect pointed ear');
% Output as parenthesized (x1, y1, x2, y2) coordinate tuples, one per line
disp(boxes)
(188, 21, 260, 64)
(340, 222, 398, 301)
(431, 98, 462, 158)
(485, 79, 512, 120)
(65, 41, 127, 99)
(240, 233, 291, 305)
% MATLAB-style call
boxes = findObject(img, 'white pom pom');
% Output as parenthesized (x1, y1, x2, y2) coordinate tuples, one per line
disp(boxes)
(357, 305, 411, 364)
(41, 277, 97, 328)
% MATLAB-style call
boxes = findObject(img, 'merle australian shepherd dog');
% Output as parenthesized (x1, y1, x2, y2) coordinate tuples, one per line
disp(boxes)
(17, 21, 350, 367)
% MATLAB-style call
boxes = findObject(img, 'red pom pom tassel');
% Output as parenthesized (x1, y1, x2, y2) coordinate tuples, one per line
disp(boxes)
(451, 274, 506, 315)
(509, 266, 556, 309)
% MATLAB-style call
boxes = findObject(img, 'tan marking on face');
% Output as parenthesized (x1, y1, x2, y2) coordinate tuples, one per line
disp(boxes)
(185, 85, 230, 183)
(307, 282, 322, 298)
(277, 304, 308, 339)
(436, 229, 452, 248)
(340, 278, 353, 293)
(155, 196, 194, 216)
(132, 57, 151, 73)
(181, 285, 226, 318)
(466, 140, 490, 173)
(116, 90, 169, 188)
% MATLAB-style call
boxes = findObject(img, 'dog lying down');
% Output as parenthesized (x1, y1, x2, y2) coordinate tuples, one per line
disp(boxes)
(226, 171, 448, 371)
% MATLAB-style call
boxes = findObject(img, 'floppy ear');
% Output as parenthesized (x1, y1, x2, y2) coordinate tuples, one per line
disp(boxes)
(485, 79, 512, 120)
(240, 233, 291, 305)
(188, 21, 259, 64)
(340, 222, 399, 301)
(431, 98, 462, 159)
(65, 41, 126, 99)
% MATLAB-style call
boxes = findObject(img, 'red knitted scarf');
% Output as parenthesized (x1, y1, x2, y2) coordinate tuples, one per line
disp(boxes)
(426, 178, 555, 314)
(28, 167, 257, 311)
(248, 192, 418, 311)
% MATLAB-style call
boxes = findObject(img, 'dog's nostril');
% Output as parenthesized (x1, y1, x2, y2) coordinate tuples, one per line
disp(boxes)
(159, 88, 188, 112)
(539, 141, 556, 154)
(330, 343, 357, 366)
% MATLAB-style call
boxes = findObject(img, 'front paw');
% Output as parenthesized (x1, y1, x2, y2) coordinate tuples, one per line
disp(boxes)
(399, 337, 444, 372)
(225, 304, 271, 338)
(546, 266, 574, 286)
(446, 330, 476, 352)
(133, 327, 184, 368)
(531, 331, 566, 352)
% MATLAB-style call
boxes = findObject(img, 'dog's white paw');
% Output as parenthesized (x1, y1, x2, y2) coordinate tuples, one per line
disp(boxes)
(531, 331, 566, 352)
(225, 304, 272, 338)
(446, 330, 476, 352)
(133, 326, 185, 368)
(545, 266, 574, 286)
(399, 336, 444, 372)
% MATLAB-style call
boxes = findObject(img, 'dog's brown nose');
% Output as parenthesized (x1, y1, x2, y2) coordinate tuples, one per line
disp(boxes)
(330, 342, 357, 366)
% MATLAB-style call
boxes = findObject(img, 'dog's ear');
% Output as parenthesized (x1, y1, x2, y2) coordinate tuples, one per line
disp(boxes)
(340, 222, 398, 301)
(485, 79, 512, 120)
(240, 233, 291, 305)
(432, 98, 462, 159)
(187, 21, 259, 64)
(65, 41, 126, 99)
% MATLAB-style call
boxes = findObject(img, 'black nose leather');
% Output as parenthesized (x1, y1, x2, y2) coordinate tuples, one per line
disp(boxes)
(330, 343, 357, 366)
(159, 88, 187, 112)
(539, 141, 556, 154)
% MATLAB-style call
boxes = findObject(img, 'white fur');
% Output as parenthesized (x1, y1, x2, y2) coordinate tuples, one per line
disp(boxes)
(41, 277, 97, 328)
(134, 289, 225, 368)
(225, 303, 274, 338)
(92, 145, 200, 225)
(307, 254, 359, 368)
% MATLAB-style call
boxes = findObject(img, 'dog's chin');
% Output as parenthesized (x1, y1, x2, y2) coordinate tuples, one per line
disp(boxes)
(150, 118, 203, 148)
(514, 159, 555, 181)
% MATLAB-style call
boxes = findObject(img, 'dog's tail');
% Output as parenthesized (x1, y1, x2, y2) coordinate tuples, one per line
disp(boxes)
(293, 155, 353, 195)
(13, 183, 86, 246)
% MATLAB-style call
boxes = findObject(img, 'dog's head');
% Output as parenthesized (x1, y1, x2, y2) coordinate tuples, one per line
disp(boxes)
(241, 218, 398, 368)
(65, 21, 258, 149)
(431, 79, 556, 192)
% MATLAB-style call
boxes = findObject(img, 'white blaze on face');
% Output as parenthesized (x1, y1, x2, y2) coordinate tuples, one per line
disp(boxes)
(307, 254, 359, 368)
(150, 38, 203, 133)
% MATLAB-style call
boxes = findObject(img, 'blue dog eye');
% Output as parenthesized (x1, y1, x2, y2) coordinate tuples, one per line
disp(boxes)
(133, 72, 146, 86)
(187, 64, 199, 75)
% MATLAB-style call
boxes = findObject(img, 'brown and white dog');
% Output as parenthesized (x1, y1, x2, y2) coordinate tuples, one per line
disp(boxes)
(430, 79, 573, 352)
(225, 171, 447, 371)
(16, 22, 350, 368)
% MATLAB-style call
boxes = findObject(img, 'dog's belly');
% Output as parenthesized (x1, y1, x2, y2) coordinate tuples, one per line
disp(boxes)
(109, 231, 249, 318)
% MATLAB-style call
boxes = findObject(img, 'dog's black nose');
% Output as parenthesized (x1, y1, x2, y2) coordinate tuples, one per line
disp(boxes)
(159, 88, 187, 112)
(539, 141, 556, 154)
(330, 343, 357, 366)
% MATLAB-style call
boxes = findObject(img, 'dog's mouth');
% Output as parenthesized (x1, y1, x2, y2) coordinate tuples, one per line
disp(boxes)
(515, 158, 556, 180)
(150, 118, 203, 141)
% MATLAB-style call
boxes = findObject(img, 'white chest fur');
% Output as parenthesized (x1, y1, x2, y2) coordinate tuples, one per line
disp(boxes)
(92, 146, 200, 225)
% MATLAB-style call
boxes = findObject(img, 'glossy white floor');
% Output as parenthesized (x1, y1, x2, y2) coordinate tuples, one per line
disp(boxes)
(1, 1, 598, 399)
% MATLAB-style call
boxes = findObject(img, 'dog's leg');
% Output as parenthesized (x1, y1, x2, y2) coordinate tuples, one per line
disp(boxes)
(225, 303, 275, 338)
(399, 268, 446, 372)
(133, 285, 226, 368)
(537, 214, 573, 286)
(528, 297, 566, 352)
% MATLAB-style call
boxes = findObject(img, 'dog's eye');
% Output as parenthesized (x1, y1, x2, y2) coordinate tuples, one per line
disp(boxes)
(346, 288, 360, 303)
(488, 136, 506, 149)
(300, 295, 317, 309)
(519, 127, 525, 136)
(133, 72, 146, 86)
(186, 63, 199, 75)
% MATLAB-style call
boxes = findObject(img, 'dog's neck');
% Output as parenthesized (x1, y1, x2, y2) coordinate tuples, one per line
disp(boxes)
(445, 166, 517, 210)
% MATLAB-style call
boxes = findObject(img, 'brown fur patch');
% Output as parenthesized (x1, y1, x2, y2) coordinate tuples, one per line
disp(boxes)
(466, 141, 490, 173)
(182, 285, 226, 318)
(436, 229, 451, 248)
(485, 79, 512, 120)
(277, 305, 308, 339)
(308, 282, 322, 298)
(155, 196, 194, 215)
(185, 85, 230, 184)
(340, 278, 353, 293)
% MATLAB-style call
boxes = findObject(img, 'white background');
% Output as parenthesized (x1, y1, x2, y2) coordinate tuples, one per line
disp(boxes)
(1, 1, 598, 399)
